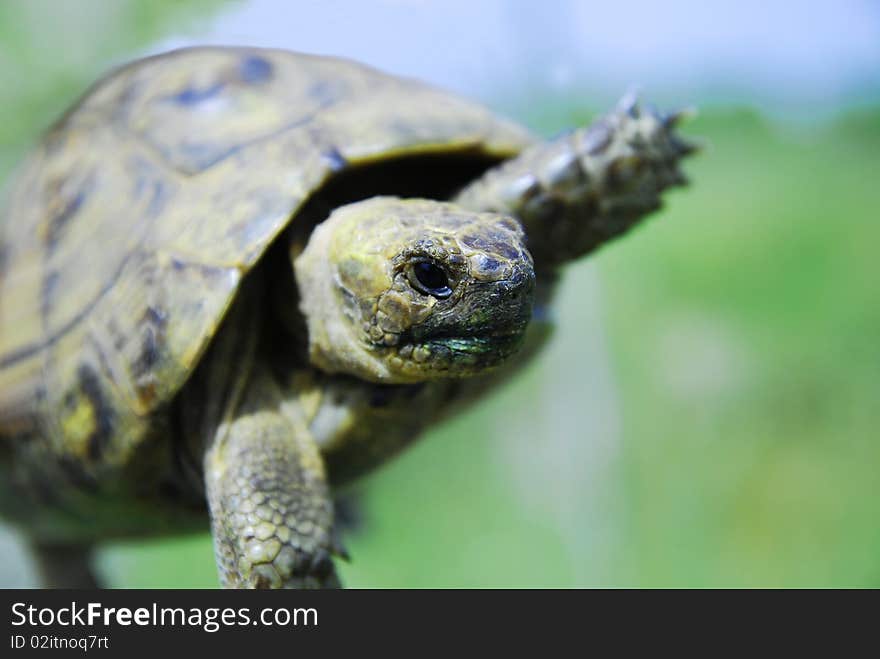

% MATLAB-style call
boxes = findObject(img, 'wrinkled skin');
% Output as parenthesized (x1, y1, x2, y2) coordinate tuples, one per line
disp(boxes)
(296, 198, 535, 382)
(0, 47, 694, 588)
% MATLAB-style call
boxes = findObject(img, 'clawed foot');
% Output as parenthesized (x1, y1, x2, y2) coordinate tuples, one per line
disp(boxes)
(243, 541, 342, 589)
(455, 92, 699, 268)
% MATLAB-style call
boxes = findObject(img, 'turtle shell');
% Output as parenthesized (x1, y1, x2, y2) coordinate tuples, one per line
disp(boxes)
(0, 46, 533, 469)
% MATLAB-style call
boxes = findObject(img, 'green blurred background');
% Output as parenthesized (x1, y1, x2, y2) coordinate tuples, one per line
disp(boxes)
(1, 0, 878, 587)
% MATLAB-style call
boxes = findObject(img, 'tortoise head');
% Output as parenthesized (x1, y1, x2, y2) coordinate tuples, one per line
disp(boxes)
(294, 197, 535, 383)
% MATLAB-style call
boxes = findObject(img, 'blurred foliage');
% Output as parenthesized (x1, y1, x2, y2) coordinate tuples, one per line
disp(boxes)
(598, 108, 880, 586)
(2, 0, 879, 587)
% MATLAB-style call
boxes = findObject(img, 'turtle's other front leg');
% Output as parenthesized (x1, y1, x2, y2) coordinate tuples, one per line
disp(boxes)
(204, 370, 339, 589)
(454, 94, 697, 272)
(31, 542, 100, 588)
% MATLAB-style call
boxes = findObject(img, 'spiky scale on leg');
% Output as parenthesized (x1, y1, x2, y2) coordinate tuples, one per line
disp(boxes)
(454, 95, 698, 272)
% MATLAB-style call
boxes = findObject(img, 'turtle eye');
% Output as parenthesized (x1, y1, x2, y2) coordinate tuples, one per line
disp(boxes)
(410, 261, 453, 299)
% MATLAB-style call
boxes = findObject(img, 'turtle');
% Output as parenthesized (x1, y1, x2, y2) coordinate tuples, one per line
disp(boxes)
(0, 46, 694, 589)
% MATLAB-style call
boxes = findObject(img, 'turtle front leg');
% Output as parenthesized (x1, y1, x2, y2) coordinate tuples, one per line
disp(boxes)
(204, 372, 339, 589)
(454, 94, 697, 272)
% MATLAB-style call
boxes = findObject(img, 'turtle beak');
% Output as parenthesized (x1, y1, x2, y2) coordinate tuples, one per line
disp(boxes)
(463, 258, 535, 347)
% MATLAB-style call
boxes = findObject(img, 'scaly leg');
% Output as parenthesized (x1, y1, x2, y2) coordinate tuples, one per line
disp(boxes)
(454, 94, 696, 272)
(204, 367, 339, 589)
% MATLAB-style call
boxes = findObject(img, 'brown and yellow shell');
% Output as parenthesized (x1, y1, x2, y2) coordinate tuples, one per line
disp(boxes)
(0, 46, 533, 470)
